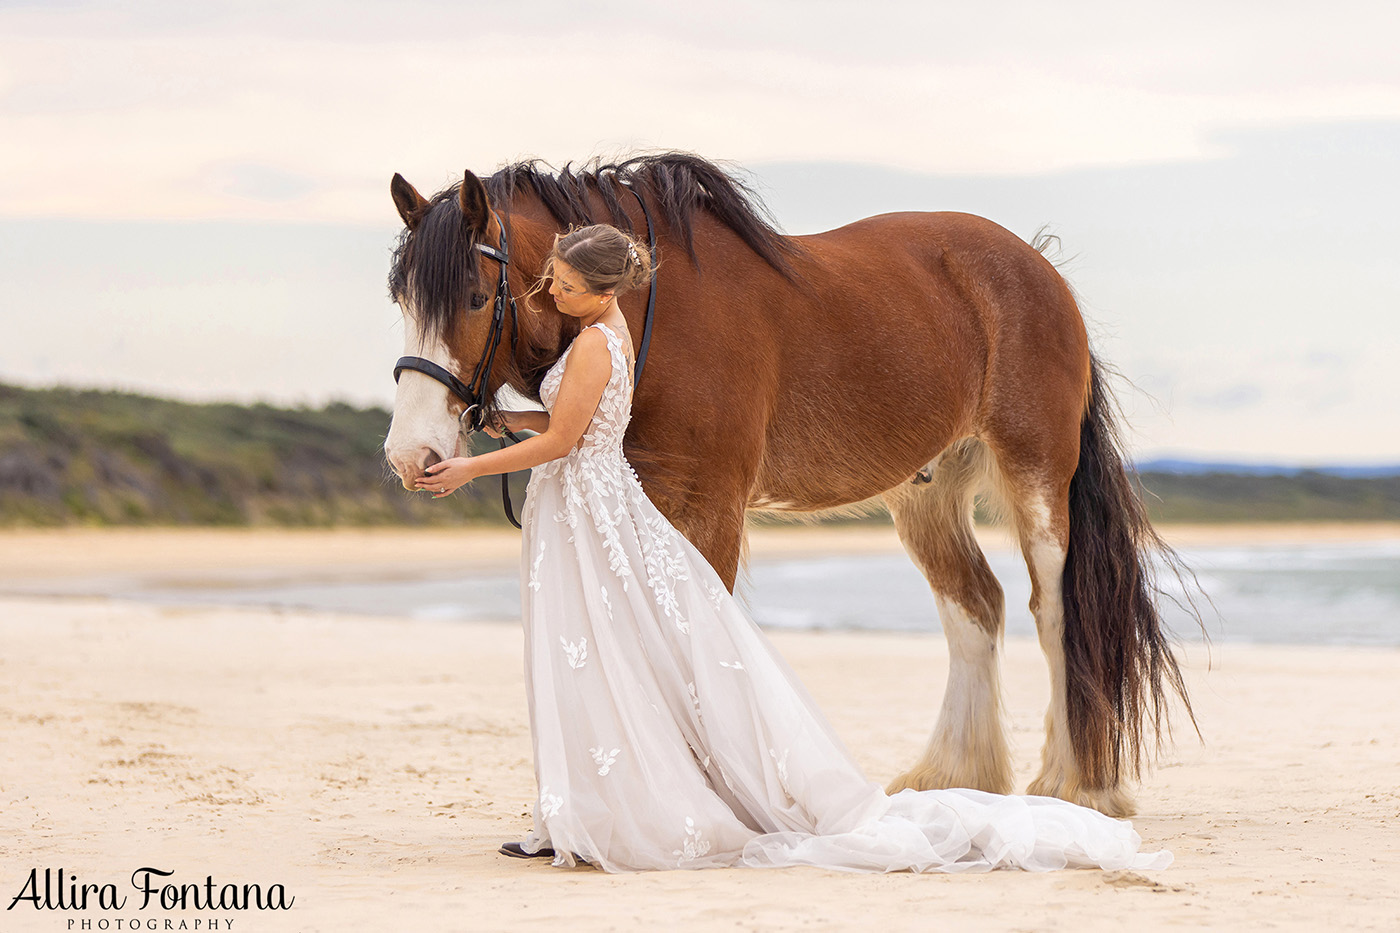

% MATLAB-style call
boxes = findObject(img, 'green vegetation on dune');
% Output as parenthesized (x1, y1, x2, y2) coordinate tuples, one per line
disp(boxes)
(1131, 470, 1400, 523)
(1, 383, 1396, 527)
(0, 383, 520, 527)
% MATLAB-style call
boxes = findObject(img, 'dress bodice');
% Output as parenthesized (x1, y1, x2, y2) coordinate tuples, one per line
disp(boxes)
(538, 322, 634, 463)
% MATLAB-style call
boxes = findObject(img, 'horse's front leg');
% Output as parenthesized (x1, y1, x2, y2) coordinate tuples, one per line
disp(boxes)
(634, 459, 751, 592)
(878, 443, 1014, 795)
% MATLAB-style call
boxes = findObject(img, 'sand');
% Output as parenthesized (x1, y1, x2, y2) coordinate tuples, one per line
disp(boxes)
(2, 524, 1398, 931)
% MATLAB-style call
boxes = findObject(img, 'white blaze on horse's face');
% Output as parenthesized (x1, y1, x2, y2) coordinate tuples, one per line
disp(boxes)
(383, 302, 463, 488)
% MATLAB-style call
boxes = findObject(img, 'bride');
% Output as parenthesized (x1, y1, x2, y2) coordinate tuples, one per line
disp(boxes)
(415, 224, 1172, 874)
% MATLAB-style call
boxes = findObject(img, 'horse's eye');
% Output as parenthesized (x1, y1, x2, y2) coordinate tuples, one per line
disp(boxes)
(469, 292, 487, 310)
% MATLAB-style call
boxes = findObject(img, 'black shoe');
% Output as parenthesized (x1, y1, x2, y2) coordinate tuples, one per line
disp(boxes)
(499, 841, 555, 859)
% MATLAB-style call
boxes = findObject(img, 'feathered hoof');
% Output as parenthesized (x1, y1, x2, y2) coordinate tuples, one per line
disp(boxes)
(1026, 774, 1138, 818)
(884, 758, 1014, 797)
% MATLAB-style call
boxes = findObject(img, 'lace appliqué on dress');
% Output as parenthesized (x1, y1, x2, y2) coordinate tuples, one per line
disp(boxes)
(561, 635, 588, 669)
(674, 817, 711, 864)
(528, 541, 547, 592)
(589, 745, 621, 776)
(538, 786, 563, 820)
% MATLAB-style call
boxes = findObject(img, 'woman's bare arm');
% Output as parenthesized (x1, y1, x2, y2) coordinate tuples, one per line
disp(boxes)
(488, 410, 550, 435)
(455, 329, 612, 478)
(417, 330, 612, 495)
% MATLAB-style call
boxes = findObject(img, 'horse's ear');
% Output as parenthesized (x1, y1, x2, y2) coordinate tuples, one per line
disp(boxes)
(391, 173, 429, 229)
(459, 170, 491, 239)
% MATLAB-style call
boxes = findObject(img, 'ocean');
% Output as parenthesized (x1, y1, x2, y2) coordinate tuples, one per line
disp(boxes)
(18, 537, 1399, 648)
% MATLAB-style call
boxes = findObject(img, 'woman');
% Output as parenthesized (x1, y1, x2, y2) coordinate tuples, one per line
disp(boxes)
(415, 224, 1172, 874)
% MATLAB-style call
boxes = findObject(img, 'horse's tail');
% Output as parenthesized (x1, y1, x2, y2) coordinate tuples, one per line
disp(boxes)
(1061, 350, 1200, 789)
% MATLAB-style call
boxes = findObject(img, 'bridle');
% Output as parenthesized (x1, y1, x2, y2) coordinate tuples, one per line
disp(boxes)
(394, 209, 519, 435)
(392, 187, 658, 529)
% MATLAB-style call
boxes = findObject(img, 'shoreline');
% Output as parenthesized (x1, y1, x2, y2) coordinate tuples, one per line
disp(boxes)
(3, 523, 1395, 655)
(3, 521, 1397, 585)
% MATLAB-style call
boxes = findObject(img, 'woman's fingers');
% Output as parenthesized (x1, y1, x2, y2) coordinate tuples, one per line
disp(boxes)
(482, 412, 513, 438)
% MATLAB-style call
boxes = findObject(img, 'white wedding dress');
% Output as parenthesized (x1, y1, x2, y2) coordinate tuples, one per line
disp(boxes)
(513, 321, 1171, 874)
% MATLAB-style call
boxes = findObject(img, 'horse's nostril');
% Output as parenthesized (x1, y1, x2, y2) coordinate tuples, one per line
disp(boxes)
(421, 447, 443, 471)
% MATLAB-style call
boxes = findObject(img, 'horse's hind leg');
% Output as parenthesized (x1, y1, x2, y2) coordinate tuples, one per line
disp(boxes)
(1000, 457, 1138, 817)
(881, 439, 1013, 795)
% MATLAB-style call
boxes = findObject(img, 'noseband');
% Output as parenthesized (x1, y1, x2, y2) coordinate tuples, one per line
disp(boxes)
(392, 190, 658, 529)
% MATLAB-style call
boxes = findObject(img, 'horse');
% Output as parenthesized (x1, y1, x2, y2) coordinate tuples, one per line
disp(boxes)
(381, 151, 1197, 817)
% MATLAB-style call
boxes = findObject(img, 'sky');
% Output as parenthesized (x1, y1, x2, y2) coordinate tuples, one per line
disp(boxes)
(1, 0, 1398, 464)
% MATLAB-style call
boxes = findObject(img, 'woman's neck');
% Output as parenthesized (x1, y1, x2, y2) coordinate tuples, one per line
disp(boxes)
(579, 299, 621, 327)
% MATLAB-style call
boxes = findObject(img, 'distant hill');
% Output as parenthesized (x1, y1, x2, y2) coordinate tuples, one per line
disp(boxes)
(1126, 470, 1400, 522)
(2, 382, 1397, 527)
(1135, 458, 1400, 479)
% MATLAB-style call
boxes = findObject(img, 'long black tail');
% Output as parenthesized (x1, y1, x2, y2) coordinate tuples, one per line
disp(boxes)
(1062, 351, 1201, 788)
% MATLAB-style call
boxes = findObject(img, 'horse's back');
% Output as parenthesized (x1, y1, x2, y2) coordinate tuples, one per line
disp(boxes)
(796, 208, 1087, 371)
(798, 210, 1034, 259)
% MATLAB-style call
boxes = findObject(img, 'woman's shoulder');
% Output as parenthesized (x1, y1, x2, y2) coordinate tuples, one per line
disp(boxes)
(562, 326, 612, 371)
(572, 324, 612, 348)
(588, 319, 634, 359)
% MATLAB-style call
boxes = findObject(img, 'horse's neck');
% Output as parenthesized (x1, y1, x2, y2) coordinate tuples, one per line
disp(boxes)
(501, 210, 600, 392)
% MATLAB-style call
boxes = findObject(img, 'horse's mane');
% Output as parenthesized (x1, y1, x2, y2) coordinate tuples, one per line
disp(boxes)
(485, 151, 800, 276)
(388, 151, 800, 345)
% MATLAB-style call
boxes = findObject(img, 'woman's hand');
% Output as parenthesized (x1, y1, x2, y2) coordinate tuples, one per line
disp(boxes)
(483, 411, 514, 439)
(414, 457, 479, 498)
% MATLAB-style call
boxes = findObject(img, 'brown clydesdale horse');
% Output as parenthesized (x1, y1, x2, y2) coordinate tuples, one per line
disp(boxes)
(382, 151, 1197, 817)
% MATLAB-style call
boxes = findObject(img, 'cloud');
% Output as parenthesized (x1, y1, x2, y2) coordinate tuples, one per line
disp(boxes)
(3, 1, 1400, 223)
(1187, 383, 1265, 410)
(1131, 345, 1362, 411)
(212, 163, 319, 202)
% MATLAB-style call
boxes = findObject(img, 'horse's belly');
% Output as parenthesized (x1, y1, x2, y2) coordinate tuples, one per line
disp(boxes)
(747, 453, 931, 512)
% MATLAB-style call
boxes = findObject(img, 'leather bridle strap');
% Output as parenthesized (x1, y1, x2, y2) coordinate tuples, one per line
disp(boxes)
(463, 219, 518, 431)
(625, 184, 659, 384)
(392, 356, 474, 409)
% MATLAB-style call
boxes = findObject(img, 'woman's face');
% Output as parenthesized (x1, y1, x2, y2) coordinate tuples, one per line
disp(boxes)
(548, 259, 607, 318)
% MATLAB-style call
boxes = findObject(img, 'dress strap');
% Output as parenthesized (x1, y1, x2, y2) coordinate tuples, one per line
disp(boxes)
(589, 322, 634, 376)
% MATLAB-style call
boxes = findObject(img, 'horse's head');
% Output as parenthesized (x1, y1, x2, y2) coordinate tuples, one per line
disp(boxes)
(383, 170, 509, 489)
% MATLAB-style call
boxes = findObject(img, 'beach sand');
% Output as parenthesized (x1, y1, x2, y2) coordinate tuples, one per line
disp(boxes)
(2, 525, 1398, 931)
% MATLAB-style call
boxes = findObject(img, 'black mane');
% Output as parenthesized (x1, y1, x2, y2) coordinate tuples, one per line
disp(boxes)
(388, 151, 800, 344)
(388, 185, 485, 345)
(485, 151, 799, 274)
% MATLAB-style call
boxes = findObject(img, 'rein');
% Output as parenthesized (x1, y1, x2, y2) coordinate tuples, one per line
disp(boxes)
(392, 190, 659, 528)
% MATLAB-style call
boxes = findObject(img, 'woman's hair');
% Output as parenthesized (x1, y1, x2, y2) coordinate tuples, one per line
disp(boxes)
(523, 224, 655, 311)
